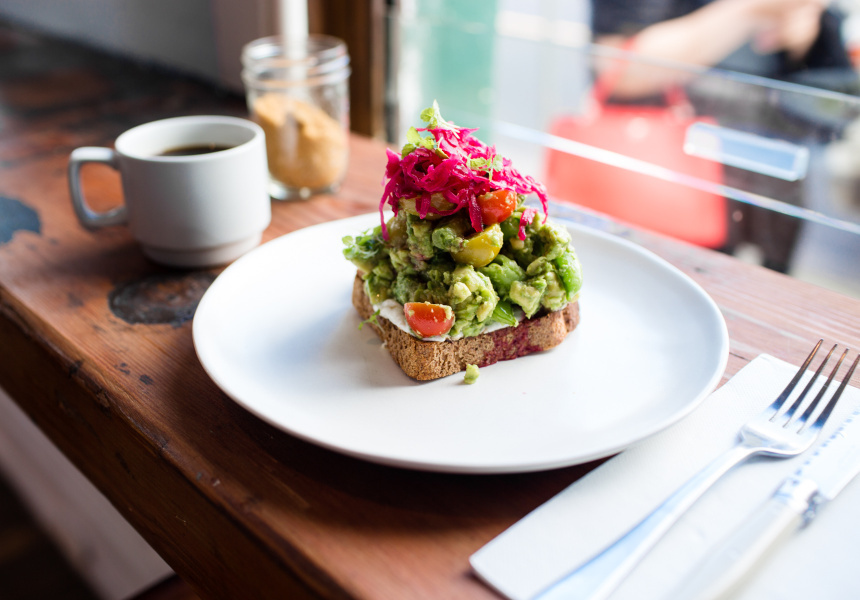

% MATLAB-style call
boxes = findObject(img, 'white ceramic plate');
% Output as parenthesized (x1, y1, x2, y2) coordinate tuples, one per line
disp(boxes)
(193, 213, 728, 474)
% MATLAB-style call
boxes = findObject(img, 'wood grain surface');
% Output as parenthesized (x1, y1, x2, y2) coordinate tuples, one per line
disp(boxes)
(1, 20, 859, 600)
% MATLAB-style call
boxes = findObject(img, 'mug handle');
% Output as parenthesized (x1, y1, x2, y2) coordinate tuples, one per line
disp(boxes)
(68, 147, 129, 229)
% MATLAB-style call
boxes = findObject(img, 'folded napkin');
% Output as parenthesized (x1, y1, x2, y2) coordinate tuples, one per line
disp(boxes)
(471, 354, 860, 600)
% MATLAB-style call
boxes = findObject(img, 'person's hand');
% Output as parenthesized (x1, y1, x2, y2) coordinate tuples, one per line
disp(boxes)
(745, 0, 828, 58)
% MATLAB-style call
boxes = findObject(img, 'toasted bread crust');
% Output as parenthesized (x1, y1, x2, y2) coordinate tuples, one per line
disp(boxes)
(352, 274, 580, 381)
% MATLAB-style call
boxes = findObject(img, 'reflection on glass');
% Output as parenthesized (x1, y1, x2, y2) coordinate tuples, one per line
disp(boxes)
(390, 0, 860, 297)
(684, 122, 809, 182)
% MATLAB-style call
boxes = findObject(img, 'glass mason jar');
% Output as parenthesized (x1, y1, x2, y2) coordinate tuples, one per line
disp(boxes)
(241, 35, 351, 200)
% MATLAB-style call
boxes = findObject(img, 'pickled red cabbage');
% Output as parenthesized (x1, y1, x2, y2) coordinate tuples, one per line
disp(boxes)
(380, 102, 547, 238)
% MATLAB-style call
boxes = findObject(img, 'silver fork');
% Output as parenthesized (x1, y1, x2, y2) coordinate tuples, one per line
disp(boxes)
(533, 340, 852, 600)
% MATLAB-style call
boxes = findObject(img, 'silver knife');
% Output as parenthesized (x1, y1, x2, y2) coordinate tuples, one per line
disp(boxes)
(670, 402, 860, 600)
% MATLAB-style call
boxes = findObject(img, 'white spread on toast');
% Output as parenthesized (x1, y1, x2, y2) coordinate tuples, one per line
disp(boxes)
(374, 299, 522, 342)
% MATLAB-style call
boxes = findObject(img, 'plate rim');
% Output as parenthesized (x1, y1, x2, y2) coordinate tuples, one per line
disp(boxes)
(193, 213, 729, 474)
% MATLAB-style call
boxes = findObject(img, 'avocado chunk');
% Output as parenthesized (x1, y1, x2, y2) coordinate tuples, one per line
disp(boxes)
(510, 278, 546, 318)
(464, 364, 480, 384)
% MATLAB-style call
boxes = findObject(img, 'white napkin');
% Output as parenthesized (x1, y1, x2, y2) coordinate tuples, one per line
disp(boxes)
(471, 354, 860, 600)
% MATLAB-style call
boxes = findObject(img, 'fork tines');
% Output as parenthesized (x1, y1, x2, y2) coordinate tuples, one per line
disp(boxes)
(770, 340, 858, 433)
(811, 350, 859, 430)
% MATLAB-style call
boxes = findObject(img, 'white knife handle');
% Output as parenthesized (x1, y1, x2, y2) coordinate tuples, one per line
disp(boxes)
(670, 479, 818, 600)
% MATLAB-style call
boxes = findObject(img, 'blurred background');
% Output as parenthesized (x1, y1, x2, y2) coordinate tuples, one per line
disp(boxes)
(1, 2, 860, 599)
(1, 0, 859, 296)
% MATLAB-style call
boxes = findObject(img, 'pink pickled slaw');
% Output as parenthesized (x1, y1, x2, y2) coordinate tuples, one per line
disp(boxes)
(380, 108, 548, 241)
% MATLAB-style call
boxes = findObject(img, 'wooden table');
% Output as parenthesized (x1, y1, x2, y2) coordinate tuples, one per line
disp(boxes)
(2, 21, 860, 600)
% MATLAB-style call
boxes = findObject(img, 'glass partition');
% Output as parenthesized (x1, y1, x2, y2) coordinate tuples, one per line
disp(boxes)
(388, 0, 860, 298)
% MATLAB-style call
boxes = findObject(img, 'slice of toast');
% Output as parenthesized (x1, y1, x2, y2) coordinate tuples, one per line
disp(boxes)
(352, 273, 580, 381)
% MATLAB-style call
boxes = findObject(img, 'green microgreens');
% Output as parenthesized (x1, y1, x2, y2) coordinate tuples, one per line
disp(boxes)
(419, 100, 451, 130)
(358, 309, 381, 330)
(400, 125, 437, 157)
(468, 154, 504, 179)
(401, 100, 453, 158)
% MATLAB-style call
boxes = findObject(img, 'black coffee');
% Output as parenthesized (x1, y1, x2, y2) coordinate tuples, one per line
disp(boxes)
(158, 143, 234, 157)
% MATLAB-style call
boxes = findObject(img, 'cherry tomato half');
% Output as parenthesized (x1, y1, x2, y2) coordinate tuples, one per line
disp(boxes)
(403, 302, 454, 338)
(451, 223, 504, 268)
(477, 189, 518, 226)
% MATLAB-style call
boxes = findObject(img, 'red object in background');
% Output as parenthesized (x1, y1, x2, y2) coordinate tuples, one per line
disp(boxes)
(545, 105, 728, 249)
(545, 37, 728, 249)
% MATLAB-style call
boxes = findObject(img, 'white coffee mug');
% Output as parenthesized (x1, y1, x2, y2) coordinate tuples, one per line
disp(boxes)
(68, 115, 271, 268)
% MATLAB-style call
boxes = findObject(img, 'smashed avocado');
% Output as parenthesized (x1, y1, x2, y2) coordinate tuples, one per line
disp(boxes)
(342, 199, 583, 339)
